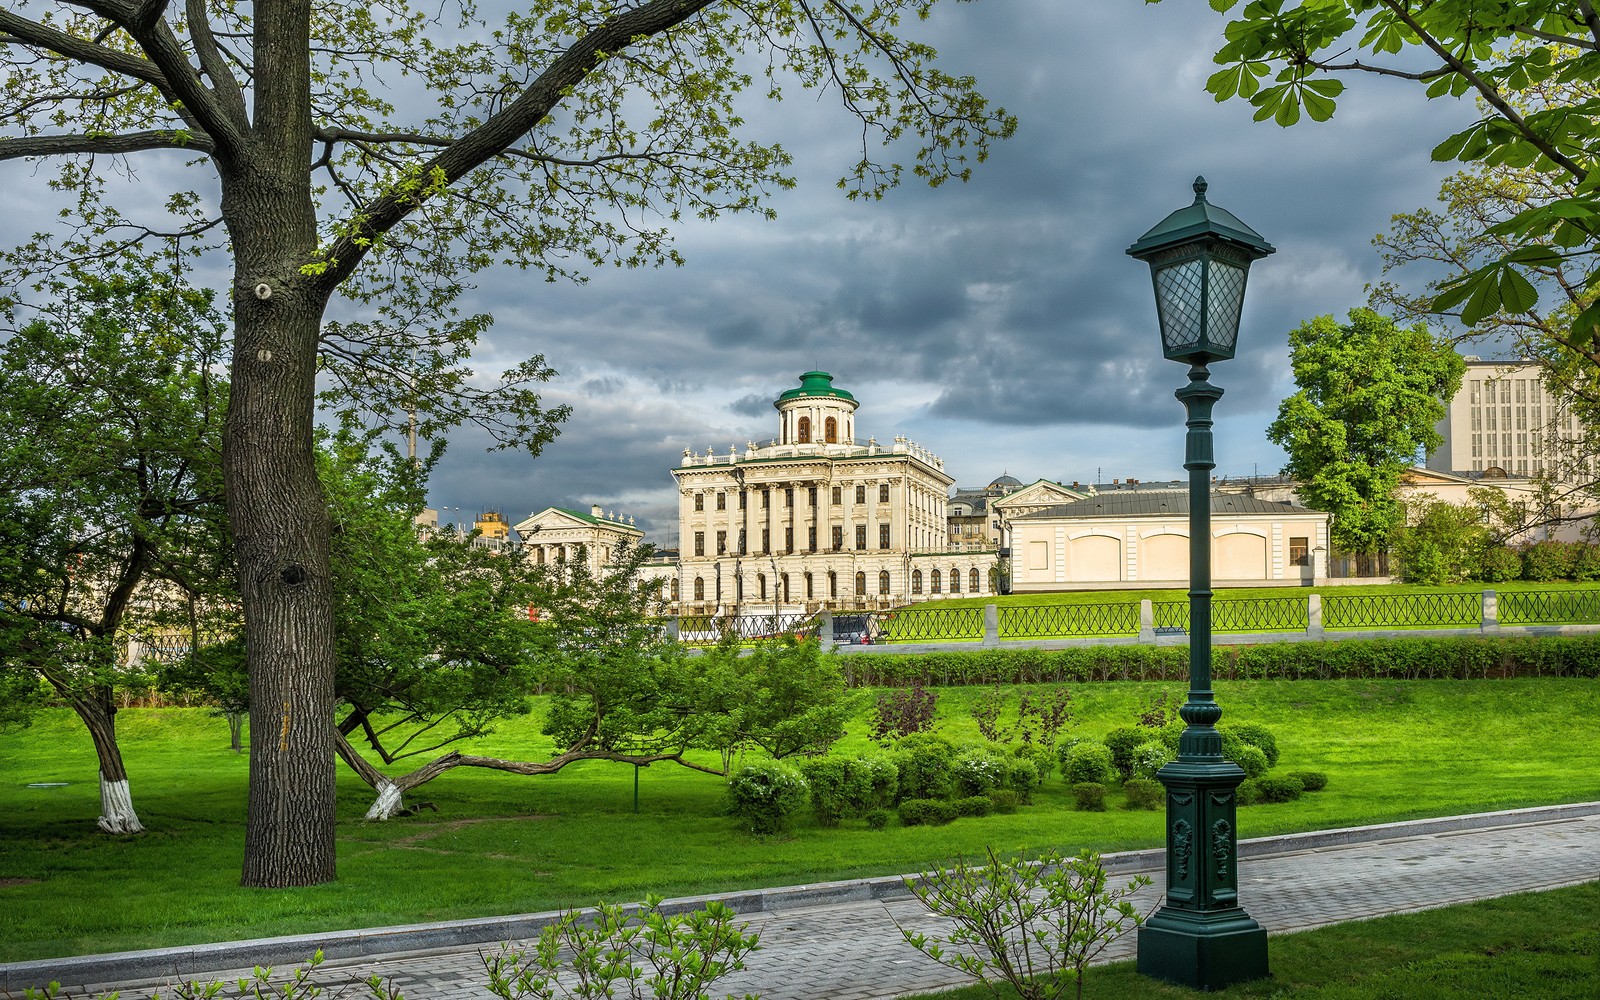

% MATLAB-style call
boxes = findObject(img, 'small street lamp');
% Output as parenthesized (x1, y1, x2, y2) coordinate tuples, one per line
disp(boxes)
(1126, 177, 1274, 991)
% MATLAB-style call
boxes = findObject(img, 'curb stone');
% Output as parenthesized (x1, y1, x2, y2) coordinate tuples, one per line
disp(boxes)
(4, 801, 1597, 992)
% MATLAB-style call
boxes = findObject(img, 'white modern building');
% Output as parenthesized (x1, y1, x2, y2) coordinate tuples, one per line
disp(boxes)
(1428, 357, 1585, 477)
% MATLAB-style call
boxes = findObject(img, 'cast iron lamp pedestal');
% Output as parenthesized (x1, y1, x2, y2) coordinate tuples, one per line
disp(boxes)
(1133, 361, 1268, 989)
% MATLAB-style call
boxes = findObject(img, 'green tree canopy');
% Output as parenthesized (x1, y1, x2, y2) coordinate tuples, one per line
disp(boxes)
(1268, 308, 1466, 554)
(0, 262, 231, 833)
(1164, 2, 1600, 342)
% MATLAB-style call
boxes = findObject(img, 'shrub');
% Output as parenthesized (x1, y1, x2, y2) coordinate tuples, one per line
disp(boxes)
(953, 795, 994, 818)
(1227, 743, 1270, 780)
(848, 755, 899, 812)
(1102, 726, 1145, 780)
(898, 797, 957, 827)
(1013, 741, 1058, 780)
(952, 749, 1006, 798)
(1122, 777, 1164, 811)
(893, 734, 956, 802)
(800, 756, 867, 828)
(902, 849, 1150, 1000)
(864, 807, 892, 830)
(872, 678, 939, 743)
(1003, 756, 1041, 803)
(1481, 546, 1522, 583)
(988, 789, 1021, 814)
(1054, 736, 1087, 772)
(1575, 543, 1600, 582)
(1129, 740, 1174, 781)
(1523, 539, 1577, 581)
(726, 761, 809, 834)
(1287, 770, 1328, 792)
(1236, 779, 1262, 806)
(1072, 781, 1107, 811)
(1255, 775, 1305, 803)
(1062, 742, 1116, 786)
(1224, 722, 1279, 768)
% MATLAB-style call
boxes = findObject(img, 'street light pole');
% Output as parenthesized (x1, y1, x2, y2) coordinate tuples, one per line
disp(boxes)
(1127, 177, 1274, 992)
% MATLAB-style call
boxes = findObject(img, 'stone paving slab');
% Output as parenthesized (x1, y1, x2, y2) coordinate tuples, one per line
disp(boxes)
(6, 803, 1598, 998)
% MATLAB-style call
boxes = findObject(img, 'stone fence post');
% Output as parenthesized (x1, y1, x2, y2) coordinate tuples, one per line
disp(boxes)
(1307, 594, 1323, 638)
(1482, 590, 1500, 633)
(983, 604, 999, 647)
(1139, 600, 1155, 642)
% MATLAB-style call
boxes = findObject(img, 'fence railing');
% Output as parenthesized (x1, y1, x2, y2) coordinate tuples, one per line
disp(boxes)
(668, 589, 1600, 647)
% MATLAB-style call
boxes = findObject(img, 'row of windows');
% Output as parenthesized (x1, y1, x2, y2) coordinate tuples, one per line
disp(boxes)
(794, 415, 840, 444)
(693, 483, 893, 512)
(687, 567, 987, 601)
(693, 525, 892, 555)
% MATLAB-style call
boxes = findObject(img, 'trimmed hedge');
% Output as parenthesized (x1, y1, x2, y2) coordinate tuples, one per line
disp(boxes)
(836, 634, 1600, 687)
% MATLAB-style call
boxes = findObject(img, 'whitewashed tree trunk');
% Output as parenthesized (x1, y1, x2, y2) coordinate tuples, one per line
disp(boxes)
(365, 781, 402, 821)
(97, 773, 144, 834)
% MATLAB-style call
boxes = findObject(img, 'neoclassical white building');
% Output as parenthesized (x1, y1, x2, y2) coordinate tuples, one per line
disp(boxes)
(512, 504, 645, 575)
(672, 371, 995, 614)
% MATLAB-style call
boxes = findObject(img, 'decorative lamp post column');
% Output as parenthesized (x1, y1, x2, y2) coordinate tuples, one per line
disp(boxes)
(1127, 177, 1275, 991)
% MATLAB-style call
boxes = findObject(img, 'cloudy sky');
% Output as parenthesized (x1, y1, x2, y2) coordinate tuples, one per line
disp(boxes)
(8, 2, 1482, 547)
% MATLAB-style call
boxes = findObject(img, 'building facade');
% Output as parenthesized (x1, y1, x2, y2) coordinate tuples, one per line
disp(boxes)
(1007, 491, 1330, 590)
(1428, 357, 1585, 477)
(512, 505, 645, 575)
(672, 371, 994, 614)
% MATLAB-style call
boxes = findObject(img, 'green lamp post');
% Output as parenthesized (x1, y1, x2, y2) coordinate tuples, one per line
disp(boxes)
(1127, 177, 1275, 991)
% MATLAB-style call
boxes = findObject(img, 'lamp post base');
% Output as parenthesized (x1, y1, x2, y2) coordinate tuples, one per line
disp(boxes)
(1137, 907, 1268, 991)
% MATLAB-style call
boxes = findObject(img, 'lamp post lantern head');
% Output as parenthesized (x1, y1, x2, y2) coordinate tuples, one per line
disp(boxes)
(1127, 177, 1275, 365)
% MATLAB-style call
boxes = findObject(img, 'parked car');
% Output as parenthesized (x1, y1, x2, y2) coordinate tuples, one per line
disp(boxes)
(830, 614, 882, 645)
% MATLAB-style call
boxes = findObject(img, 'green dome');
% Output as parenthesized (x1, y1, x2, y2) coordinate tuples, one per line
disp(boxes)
(775, 371, 856, 405)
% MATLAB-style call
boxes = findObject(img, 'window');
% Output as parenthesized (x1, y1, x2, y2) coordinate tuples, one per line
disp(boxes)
(879, 571, 891, 596)
(694, 577, 705, 601)
(930, 569, 942, 594)
(797, 417, 811, 443)
(969, 568, 980, 593)
(737, 529, 746, 555)
(694, 531, 705, 556)
(716, 492, 726, 511)
(855, 485, 866, 504)
(758, 573, 767, 600)
(855, 572, 866, 596)
(785, 488, 793, 507)
(805, 572, 814, 599)
(879, 524, 890, 549)
(1516, 380, 1527, 403)
(879, 484, 889, 503)
(785, 526, 794, 552)
(694, 494, 704, 512)
(1469, 381, 1480, 404)
(949, 567, 961, 593)
(738, 491, 745, 509)
(1488, 407, 1497, 430)
(912, 570, 923, 594)
(855, 525, 867, 550)
(828, 571, 838, 597)
(808, 525, 817, 551)
(671, 579, 680, 601)
(716, 530, 727, 555)
(762, 489, 770, 509)
(809, 486, 818, 506)
(832, 525, 844, 550)
(832, 486, 842, 505)
(781, 574, 790, 602)
(1289, 536, 1309, 566)
(825, 416, 838, 443)
(762, 528, 770, 554)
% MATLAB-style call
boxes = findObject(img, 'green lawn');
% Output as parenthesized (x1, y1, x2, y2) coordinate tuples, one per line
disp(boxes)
(901, 882, 1599, 1000)
(1, 677, 1597, 962)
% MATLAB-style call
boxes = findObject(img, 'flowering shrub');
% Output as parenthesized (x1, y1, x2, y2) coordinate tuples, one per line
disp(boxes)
(1129, 741, 1174, 781)
(953, 750, 1006, 797)
(727, 760, 809, 834)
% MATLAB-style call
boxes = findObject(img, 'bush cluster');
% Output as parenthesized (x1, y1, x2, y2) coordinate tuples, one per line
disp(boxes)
(1061, 742, 1116, 786)
(1122, 777, 1164, 811)
(1071, 781, 1107, 811)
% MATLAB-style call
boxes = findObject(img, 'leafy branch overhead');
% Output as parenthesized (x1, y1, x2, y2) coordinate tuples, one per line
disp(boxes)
(1165, 0, 1600, 344)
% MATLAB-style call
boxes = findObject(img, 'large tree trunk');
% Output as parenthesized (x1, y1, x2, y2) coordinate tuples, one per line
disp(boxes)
(70, 689, 144, 834)
(219, 0, 339, 888)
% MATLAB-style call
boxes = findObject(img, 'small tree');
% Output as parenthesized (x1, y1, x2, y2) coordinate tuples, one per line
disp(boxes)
(900, 848, 1151, 1000)
(1391, 493, 1491, 585)
(871, 678, 939, 745)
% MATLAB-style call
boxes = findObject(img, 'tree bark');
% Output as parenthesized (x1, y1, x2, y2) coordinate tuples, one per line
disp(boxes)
(70, 688, 144, 834)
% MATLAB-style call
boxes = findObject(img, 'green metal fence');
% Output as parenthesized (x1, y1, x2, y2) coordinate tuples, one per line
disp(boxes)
(1323, 591, 1479, 630)
(1500, 588, 1600, 625)
(997, 602, 1140, 638)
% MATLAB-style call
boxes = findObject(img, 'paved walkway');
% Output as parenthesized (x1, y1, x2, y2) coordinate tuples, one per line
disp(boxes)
(7, 803, 1598, 999)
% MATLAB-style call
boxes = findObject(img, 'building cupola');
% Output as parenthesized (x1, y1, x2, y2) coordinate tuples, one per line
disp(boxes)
(774, 371, 860, 447)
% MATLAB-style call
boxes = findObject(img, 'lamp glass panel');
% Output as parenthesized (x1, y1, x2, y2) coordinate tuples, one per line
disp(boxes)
(1153, 258, 1205, 355)
(1205, 259, 1248, 356)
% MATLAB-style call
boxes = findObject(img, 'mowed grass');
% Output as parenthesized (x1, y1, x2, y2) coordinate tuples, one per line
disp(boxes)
(903, 882, 1600, 1000)
(1, 677, 1597, 962)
